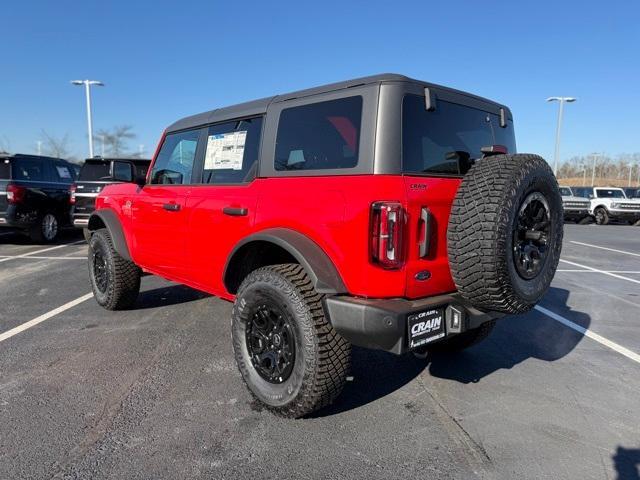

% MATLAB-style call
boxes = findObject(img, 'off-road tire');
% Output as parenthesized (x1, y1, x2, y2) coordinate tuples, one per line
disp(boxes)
(82, 228, 92, 243)
(88, 229, 141, 310)
(594, 207, 609, 225)
(448, 154, 563, 314)
(232, 264, 351, 418)
(29, 212, 59, 243)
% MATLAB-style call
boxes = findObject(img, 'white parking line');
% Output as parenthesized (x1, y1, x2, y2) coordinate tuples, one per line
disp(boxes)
(535, 305, 640, 364)
(0, 255, 85, 260)
(0, 241, 84, 264)
(570, 241, 640, 258)
(557, 269, 640, 273)
(0, 293, 93, 343)
(559, 259, 640, 285)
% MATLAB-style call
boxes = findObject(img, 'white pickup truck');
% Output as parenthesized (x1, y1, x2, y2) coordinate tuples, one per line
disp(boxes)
(574, 187, 640, 225)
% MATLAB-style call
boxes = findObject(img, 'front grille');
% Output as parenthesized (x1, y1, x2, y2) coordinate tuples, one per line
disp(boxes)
(564, 202, 590, 208)
(618, 204, 640, 210)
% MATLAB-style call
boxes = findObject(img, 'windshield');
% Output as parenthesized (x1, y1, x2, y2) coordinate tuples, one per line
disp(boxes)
(559, 187, 573, 196)
(402, 95, 517, 176)
(596, 189, 626, 199)
(0, 159, 10, 179)
(79, 161, 111, 181)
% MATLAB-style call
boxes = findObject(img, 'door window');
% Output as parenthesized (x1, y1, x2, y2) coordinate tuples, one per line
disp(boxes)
(200, 116, 263, 184)
(150, 129, 201, 185)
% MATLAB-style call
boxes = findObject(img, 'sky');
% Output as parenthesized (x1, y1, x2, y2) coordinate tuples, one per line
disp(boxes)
(1, 0, 638, 163)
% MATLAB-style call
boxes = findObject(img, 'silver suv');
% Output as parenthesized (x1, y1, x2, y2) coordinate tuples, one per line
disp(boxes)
(559, 186, 590, 223)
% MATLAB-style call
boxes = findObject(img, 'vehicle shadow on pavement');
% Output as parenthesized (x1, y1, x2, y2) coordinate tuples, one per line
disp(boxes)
(314, 287, 588, 416)
(310, 347, 427, 417)
(427, 287, 589, 384)
(613, 447, 640, 480)
(134, 284, 210, 309)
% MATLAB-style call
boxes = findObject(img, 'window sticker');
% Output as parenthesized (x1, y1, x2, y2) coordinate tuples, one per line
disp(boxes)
(56, 166, 72, 179)
(204, 131, 247, 170)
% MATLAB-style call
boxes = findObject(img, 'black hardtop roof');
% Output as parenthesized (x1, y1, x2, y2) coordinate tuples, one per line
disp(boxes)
(166, 73, 510, 133)
(0, 153, 71, 163)
(84, 157, 151, 163)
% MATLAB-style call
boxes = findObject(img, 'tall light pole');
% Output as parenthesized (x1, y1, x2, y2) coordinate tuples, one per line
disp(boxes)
(547, 96, 577, 176)
(71, 80, 104, 158)
(590, 152, 602, 187)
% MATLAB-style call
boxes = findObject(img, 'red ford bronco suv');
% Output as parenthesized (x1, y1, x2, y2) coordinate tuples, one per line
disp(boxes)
(87, 74, 563, 418)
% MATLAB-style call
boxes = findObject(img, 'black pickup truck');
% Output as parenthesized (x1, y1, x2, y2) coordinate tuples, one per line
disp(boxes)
(0, 153, 77, 242)
(70, 157, 150, 239)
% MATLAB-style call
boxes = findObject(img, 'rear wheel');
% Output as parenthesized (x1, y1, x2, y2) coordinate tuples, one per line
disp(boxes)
(232, 264, 351, 418)
(594, 207, 609, 225)
(88, 229, 141, 310)
(29, 212, 59, 243)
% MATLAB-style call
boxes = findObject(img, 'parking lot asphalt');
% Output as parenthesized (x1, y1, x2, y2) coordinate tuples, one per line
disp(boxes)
(0, 225, 639, 480)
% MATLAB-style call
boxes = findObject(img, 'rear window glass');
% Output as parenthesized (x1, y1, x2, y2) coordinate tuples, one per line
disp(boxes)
(0, 159, 10, 179)
(275, 96, 362, 171)
(79, 161, 111, 181)
(12, 158, 47, 181)
(402, 95, 517, 176)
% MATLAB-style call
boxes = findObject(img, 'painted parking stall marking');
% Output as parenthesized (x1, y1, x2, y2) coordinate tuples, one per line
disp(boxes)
(535, 305, 640, 364)
(0, 241, 85, 264)
(559, 259, 640, 285)
(570, 241, 640, 258)
(0, 293, 93, 343)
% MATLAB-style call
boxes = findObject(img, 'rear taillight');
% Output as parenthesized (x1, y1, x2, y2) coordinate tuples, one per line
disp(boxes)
(370, 201, 406, 269)
(6, 184, 26, 204)
(69, 184, 77, 204)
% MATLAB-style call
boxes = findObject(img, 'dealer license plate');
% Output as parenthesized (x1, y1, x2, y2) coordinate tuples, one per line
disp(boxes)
(408, 308, 446, 348)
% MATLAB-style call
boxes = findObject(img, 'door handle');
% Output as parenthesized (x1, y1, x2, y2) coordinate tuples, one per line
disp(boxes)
(163, 203, 181, 212)
(418, 207, 432, 259)
(223, 206, 248, 216)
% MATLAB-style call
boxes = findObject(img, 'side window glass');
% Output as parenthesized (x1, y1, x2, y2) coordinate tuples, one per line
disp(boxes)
(112, 161, 133, 182)
(201, 116, 263, 184)
(150, 129, 201, 185)
(13, 158, 46, 181)
(274, 96, 362, 171)
(54, 162, 73, 182)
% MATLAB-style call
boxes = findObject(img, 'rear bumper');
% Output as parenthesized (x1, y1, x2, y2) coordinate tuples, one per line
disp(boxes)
(324, 293, 503, 355)
(0, 207, 34, 229)
(72, 214, 90, 228)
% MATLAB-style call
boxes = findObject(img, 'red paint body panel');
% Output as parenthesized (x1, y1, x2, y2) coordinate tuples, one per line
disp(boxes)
(95, 173, 460, 301)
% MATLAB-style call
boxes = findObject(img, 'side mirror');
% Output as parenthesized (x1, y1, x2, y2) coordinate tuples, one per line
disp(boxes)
(111, 161, 134, 183)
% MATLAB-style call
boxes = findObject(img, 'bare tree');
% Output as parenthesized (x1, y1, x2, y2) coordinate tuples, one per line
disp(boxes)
(41, 130, 74, 159)
(94, 125, 136, 157)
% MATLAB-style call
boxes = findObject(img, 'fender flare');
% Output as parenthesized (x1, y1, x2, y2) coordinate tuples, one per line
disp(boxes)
(88, 209, 132, 262)
(224, 228, 347, 295)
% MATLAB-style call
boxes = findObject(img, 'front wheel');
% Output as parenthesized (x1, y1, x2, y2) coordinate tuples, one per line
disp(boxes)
(88, 229, 141, 310)
(594, 207, 609, 225)
(232, 264, 351, 418)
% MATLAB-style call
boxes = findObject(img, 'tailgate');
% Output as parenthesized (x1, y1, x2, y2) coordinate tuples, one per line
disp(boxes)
(74, 181, 108, 214)
(403, 176, 460, 299)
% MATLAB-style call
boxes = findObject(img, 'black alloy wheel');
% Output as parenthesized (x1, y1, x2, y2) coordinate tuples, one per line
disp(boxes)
(92, 247, 109, 293)
(245, 302, 296, 384)
(513, 192, 551, 280)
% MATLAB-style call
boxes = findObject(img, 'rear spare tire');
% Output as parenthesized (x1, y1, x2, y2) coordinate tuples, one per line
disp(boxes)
(447, 154, 563, 314)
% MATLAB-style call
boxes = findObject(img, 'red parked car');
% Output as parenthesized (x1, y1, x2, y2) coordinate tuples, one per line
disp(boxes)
(87, 74, 563, 417)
